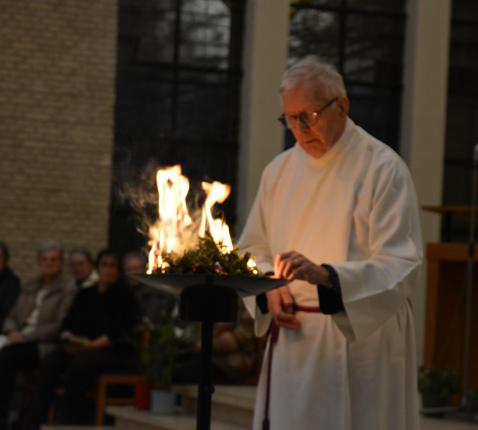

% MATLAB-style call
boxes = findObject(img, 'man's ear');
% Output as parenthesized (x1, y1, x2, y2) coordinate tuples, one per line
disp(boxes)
(337, 96, 350, 117)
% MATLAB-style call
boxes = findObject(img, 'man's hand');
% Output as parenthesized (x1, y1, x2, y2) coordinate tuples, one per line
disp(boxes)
(266, 286, 301, 330)
(7, 331, 24, 344)
(83, 335, 111, 350)
(275, 252, 331, 287)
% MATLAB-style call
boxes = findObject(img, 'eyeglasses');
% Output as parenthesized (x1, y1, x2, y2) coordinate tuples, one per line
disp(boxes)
(278, 97, 339, 129)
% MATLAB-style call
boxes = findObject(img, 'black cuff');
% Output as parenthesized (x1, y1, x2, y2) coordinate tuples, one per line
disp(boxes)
(317, 264, 345, 315)
(256, 293, 268, 314)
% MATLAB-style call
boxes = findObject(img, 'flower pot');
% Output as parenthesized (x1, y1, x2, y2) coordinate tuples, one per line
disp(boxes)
(135, 381, 152, 411)
(151, 389, 176, 415)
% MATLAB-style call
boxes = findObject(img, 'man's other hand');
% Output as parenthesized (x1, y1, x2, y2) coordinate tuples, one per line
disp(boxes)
(266, 286, 301, 330)
(275, 251, 331, 287)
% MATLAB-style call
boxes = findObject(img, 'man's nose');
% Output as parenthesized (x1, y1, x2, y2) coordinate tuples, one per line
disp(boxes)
(288, 118, 310, 132)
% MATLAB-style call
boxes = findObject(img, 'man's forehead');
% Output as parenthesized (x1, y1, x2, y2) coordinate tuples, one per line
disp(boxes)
(281, 81, 328, 107)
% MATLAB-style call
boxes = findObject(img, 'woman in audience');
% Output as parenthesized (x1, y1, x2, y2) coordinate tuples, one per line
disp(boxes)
(21, 249, 140, 429)
(0, 241, 75, 430)
(68, 248, 98, 289)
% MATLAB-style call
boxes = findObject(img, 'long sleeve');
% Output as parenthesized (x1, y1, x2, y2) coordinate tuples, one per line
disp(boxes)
(317, 264, 344, 314)
(238, 173, 274, 337)
(331, 159, 422, 341)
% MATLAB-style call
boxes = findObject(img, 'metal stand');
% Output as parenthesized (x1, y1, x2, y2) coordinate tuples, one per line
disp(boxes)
(132, 273, 287, 430)
(179, 284, 238, 430)
(197, 320, 214, 430)
(461, 143, 478, 408)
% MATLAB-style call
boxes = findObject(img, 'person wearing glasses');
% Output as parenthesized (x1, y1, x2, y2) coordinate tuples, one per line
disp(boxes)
(239, 56, 422, 430)
(0, 241, 76, 430)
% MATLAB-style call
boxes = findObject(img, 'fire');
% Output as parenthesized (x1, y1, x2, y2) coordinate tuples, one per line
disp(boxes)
(147, 165, 193, 273)
(199, 181, 234, 253)
(147, 164, 258, 274)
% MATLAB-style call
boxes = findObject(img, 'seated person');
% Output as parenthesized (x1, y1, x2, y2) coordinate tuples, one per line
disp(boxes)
(0, 241, 75, 430)
(0, 241, 20, 330)
(212, 304, 257, 383)
(174, 303, 258, 384)
(68, 248, 98, 289)
(21, 249, 140, 429)
(123, 251, 175, 323)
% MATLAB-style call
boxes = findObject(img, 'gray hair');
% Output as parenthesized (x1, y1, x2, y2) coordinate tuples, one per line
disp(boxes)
(123, 251, 147, 266)
(37, 241, 64, 261)
(280, 56, 347, 99)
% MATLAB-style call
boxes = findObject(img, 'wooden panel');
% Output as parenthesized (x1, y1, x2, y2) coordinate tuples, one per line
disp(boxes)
(425, 243, 478, 388)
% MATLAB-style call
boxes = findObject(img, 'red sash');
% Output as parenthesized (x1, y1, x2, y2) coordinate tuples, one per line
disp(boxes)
(262, 305, 321, 430)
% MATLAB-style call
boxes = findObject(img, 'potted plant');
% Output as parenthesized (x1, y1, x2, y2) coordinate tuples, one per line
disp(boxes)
(134, 322, 154, 411)
(462, 389, 478, 420)
(141, 320, 178, 415)
(418, 367, 460, 416)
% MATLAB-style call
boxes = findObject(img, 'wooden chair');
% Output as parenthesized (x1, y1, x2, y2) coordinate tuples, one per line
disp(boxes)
(47, 374, 143, 426)
(95, 374, 143, 425)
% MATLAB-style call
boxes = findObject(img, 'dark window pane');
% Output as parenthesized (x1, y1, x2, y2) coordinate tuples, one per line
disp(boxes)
(111, 0, 245, 252)
(307, 0, 343, 7)
(180, 0, 231, 69)
(176, 70, 239, 142)
(442, 0, 478, 241)
(346, 0, 404, 13)
(288, 1, 405, 152)
(289, 9, 340, 66)
(344, 14, 404, 85)
(348, 85, 401, 150)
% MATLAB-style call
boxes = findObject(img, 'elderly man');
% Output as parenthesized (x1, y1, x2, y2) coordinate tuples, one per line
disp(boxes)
(239, 56, 422, 430)
(0, 241, 76, 430)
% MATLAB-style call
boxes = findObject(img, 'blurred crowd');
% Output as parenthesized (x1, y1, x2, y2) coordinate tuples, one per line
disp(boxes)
(0, 240, 258, 430)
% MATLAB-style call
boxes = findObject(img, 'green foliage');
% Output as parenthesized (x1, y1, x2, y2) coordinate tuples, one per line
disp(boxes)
(418, 367, 460, 408)
(158, 233, 261, 277)
(463, 389, 478, 414)
(140, 321, 177, 390)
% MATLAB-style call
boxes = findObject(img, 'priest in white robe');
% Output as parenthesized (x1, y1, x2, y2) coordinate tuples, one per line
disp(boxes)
(238, 56, 423, 430)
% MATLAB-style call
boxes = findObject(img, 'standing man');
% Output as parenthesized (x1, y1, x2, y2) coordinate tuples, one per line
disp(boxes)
(239, 56, 422, 430)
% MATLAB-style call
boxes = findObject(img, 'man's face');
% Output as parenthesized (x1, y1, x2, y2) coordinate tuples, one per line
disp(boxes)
(38, 250, 62, 278)
(69, 254, 93, 282)
(280, 81, 349, 158)
(98, 256, 120, 286)
(123, 257, 145, 287)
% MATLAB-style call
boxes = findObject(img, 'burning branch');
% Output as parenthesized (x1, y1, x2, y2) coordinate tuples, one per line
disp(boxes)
(147, 165, 258, 276)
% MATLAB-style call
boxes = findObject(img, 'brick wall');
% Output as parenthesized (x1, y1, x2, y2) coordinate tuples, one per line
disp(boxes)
(0, 0, 117, 281)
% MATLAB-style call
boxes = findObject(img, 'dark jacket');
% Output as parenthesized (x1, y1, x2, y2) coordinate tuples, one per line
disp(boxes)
(61, 281, 140, 352)
(0, 267, 20, 330)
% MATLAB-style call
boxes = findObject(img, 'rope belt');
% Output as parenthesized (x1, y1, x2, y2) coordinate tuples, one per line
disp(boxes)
(262, 305, 321, 430)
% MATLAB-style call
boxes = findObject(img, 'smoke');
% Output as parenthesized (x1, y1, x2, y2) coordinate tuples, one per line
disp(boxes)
(111, 152, 203, 253)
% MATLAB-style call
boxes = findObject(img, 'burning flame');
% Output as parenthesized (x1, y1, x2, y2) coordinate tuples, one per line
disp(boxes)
(199, 181, 233, 253)
(147, 164, 257, 274)
(147, 165, 192, 273)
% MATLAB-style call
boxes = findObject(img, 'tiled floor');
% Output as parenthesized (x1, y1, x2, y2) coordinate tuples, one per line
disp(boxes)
(42, 419, 478, 430)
